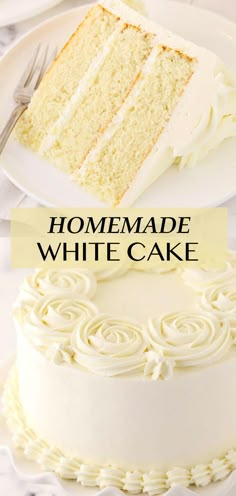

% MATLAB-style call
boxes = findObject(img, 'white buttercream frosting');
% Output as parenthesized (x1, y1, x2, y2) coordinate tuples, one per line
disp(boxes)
(72, 314, 147, 376)
(144, 350, 174, 380)
(182, 252, 236, 291)
(200, 279, 236, 321)
(18, 294, 98, 348)
(12, 258, 236, 378)
(147, 311, 232, 368)
(15, 268, 97, 313)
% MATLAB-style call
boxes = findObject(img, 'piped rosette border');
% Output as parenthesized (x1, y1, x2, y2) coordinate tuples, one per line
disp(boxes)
(13, 257, 236, 380)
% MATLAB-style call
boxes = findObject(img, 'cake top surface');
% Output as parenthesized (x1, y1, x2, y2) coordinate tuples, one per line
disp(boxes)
(101, 0, 219, 61)
(14, 253, 236, 381)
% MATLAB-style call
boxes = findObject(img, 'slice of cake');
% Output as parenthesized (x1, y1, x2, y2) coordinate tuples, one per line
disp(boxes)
(15, 0, 236, 206)
(3, 256, 236, 495)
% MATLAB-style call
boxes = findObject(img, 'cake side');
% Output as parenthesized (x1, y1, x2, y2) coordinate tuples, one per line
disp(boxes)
(3, 345, 236, 495)
(4, 365, 236, 495)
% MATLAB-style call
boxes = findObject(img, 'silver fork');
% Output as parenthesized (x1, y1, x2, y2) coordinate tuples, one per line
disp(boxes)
(0, 44, 57, 155)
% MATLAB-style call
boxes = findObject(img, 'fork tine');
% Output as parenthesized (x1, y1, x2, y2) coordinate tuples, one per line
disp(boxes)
(24, 44, 42, 87)
(35, 46, 58, 90)
(34, 45, 49, 90)
(16, 44, 41, 90)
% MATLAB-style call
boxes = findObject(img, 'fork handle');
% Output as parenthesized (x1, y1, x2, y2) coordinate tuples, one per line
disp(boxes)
(0, 104, 28, 155)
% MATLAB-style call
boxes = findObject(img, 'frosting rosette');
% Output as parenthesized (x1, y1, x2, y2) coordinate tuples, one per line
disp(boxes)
(15, 268, 97, 313)
(23, 294, 98, 348)
(200, 280, 236, 321)
(147, 311, 231, 368)
(182, 267, 236, 292)
(182, 252, 236, 292)
(72, 314, 147, 376)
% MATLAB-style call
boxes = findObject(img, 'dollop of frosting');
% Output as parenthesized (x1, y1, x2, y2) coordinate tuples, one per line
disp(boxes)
(166, 467, 190, 488)
(15, 268, 97, 313)
(175, 68, 236, 168)
(191, 465, 211, 487)
(46, 343, 74, 365)
(200, 280, 236, 321)
(77, 465, 100, 486)
(97, 467, 125, 489)
(72, 314, 147, 376)
(182, 252, 236, 292)
(147, 311, 232, 368)
(182, 266, 236, 292)
(226, 450, 236, 470)
(210, 458, 230, 482)
(144, 351, 174, 381)
(123, 471, 143, 494)
(23, 294, 98, 348)
(143, 470, 167, 496)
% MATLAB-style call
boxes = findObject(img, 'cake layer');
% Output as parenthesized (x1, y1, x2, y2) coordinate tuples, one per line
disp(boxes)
(75, 46, 194, 205)
(15, 5, 119, 150)
(43, 25, 154, 173)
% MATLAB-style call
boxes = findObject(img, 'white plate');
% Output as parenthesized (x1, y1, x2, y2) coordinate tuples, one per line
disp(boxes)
(0, 1, 236, 207)
(0, 0, 64, 27)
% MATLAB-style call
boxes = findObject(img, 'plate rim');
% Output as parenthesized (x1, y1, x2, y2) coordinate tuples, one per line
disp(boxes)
(0, 0, 65, 28)
(0, 0, 236, 208)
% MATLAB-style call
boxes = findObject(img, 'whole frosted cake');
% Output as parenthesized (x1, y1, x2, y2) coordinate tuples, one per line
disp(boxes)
(15, 0, 236, 206)
(3, 255, 236, 495)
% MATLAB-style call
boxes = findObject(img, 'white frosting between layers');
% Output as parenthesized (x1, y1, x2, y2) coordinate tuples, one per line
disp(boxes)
(3, 366, 236, 495)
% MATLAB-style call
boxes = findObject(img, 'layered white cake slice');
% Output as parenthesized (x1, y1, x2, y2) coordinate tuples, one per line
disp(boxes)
(15, 0, 236, 206)
(3, 257, 236, 495)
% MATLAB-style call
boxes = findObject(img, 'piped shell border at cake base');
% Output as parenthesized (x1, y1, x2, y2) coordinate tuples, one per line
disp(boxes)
(2, 366, 236, 496)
